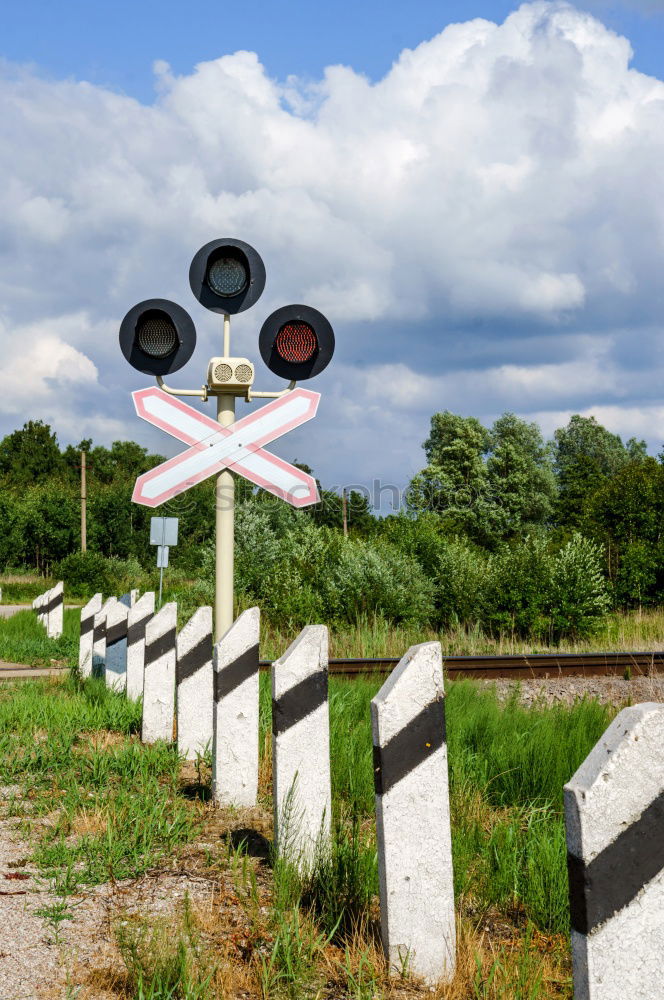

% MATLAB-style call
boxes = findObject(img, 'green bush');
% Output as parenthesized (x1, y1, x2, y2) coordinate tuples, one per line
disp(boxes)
(485, 535, 553, 638)
(54, 552, 155, 601)
(55, 551, 114, 597)
(550, 533, 610, 640)
(614, 540, 660, 608)
(323, 537, 435, 626)
(433, 537, 491, 629)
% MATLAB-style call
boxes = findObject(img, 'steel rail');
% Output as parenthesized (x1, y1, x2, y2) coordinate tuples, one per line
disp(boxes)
(259, 650, 664, 679)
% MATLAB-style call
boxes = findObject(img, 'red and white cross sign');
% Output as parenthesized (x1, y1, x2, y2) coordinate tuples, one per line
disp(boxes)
(131, 387, 320, 508)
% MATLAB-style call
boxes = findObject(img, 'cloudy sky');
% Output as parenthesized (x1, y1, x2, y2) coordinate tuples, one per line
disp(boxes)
(1, 0, 663, 507)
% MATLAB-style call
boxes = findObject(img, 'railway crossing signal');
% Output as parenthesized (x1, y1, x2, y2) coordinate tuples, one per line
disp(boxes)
(132, 387, 319, 507)
(119, 238, 335, 640)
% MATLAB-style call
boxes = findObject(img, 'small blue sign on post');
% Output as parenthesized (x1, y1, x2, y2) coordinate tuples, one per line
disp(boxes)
(150, 517, 178, 606)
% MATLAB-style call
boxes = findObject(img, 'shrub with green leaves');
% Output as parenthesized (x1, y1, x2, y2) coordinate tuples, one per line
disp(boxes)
(433, 537, 491, 629)
(485, 534, 553, 638)
(322, 537, 435, 626)
(550, 533, 610, 640)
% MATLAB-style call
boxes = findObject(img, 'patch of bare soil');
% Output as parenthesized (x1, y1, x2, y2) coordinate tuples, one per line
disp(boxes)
(33, 805, 275, 1000)
(0, 799, 65, 999)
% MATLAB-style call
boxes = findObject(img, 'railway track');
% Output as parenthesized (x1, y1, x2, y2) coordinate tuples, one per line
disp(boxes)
(260, 650, 664, 679)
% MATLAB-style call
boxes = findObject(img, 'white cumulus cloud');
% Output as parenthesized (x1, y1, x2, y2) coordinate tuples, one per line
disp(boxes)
(0, 1, 662, 487)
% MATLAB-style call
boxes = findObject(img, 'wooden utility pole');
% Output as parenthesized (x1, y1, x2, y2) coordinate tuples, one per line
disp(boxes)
(81, 450, 87, 552)
(342, 487, 348, 538)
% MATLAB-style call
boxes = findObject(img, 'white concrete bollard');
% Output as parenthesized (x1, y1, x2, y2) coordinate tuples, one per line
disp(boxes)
(45, 581, 64, 639)
(104, 600, 129, 693)
(92, 597, 117, 679)
(272, 625, 331, 870)
(78, 593, 102, 678)
(142, 602, 177, 744)
(212, 607, 260, 806)
(34, 592, 46, 627)
(371, 642, 456, 986)
(126, 592, 155, 702)
(177, 606, 213, 761)
(564, 702, 664, 1000)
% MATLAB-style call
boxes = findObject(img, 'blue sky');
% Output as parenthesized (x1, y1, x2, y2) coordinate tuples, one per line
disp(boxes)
(0, 0, 663, 506)
(4, 0, 664, 98)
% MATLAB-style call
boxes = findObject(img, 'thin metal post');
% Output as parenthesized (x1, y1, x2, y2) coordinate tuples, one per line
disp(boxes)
(158, 517, 165, 608)
(342, 487, 348, 538)
(81, 451, 87, 552)
(215, 314, 235, 641)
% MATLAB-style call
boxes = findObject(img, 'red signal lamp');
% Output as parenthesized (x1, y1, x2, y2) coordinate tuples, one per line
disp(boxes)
(259, 305, 334, 381)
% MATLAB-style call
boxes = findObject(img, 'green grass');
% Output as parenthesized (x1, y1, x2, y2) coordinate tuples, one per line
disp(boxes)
(0, 664, 613, 996)
(259, 606, 664, 659)
(0, 607, 79, 665)
(0, 571, 58, 604)
(0, 592, 662, 676)
(259, 672, 614, 937)
(0, 675, 203, 896)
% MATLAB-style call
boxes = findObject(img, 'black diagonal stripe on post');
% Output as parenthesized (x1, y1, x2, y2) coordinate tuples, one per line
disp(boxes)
(128, 615, 152, 648)
(177, 633, 212, 685)
(93, 618, 106, 643)
(43, 594, 63, 616)
(106, 620, 128, 647)
(144, 627, 177, 667)
(373, 697, 446, 797)
(568, 789, 664, 935)
(80, 616, 94, 638)
(272, 668, 328, 736)
(214, 643, 259, 701)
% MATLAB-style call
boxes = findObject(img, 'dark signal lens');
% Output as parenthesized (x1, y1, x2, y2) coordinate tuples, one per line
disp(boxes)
(275, 322, 318, 363)
(137, 315, 178, 358)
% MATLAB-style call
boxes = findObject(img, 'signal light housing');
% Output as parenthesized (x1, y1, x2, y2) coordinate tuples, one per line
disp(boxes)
(119, 298, 197, 376)
(259, 304, 334, 381)
(189, 238, 266, 315)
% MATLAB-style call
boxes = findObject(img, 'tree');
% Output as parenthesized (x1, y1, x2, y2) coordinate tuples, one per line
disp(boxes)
(552, 415, 634, 529)
(407, 412, 494, 542)
(584, 457, 664, 605)
(0, 421, 63, 488)
(16, 483, 79, 571)
(487, 413, 556, 537)
(408, 411, 556, 546)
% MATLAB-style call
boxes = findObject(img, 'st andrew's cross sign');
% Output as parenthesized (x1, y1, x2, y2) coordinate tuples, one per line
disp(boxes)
(131, 387, 320, 508)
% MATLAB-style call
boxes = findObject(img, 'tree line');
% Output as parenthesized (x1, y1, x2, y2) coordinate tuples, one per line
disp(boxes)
(0, 411, 661, 640)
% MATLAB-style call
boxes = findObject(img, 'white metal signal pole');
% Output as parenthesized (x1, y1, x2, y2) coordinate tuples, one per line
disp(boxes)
(215, 313, 235, 641)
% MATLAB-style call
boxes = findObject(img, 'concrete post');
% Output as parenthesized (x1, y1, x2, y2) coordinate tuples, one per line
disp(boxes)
(45, 581, 64, 639)
(34, 592, 46, 627)
(272, 625, 331, 871)
(177, 606, 213, 761)
(126, 592, 155, 702)
(104, 600, 129, 693)
(212, 607, 260, 806)
(92, 597, 117, 679)
(371, 642, 456, 986)
(142, 602, 177, 744)
(564, 702, 664, 1000)
(79, 593, 102, 678)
